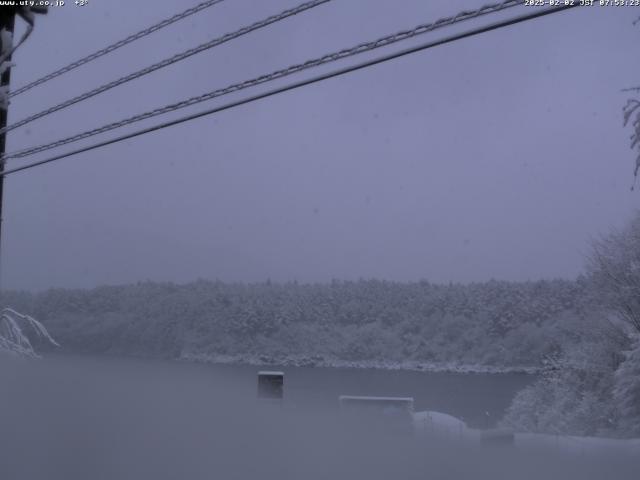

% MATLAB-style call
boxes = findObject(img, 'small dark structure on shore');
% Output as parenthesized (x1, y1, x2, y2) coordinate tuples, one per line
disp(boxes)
(257, 371, 284, 401)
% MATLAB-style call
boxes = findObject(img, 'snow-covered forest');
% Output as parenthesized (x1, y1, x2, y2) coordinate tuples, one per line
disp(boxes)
(0, 276, 597, 371)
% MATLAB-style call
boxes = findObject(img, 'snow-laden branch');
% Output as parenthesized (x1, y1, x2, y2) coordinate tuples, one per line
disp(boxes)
(624, 98, 640, 185)
(626, 20, 640, 185)
(0, 307, 59, 357)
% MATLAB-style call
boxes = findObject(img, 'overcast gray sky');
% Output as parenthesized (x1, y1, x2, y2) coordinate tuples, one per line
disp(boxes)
(0, 0, 638, 291)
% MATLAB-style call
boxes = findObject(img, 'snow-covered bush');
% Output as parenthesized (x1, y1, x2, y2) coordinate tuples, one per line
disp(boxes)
(501, 324, 625, 437)
(0, 307, 59, 357)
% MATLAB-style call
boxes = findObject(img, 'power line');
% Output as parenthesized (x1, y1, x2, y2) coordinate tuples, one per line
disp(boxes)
(2, 0, 523, 162)
(0, 0, 332, 136)
(10, 0, 227, 98)
(0, 3, 580, 178)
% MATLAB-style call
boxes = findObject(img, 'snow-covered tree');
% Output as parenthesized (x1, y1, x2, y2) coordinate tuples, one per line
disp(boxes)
(0, 307, 59, 357)
(502, 213, 640, 437)
(588, 213, 640, 334)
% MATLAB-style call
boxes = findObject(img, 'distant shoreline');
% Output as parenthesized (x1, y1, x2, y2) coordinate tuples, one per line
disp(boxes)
(180, 352, 540, 375)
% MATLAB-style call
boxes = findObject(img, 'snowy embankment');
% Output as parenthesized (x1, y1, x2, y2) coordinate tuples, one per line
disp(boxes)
(180, 352, 540, 374)
(413, 410, 640, 456)
(515, 432, 640, 455)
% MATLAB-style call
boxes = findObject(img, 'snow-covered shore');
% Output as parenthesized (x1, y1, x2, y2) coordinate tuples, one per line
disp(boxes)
(514, 432, 640, 456)
(414, 410, 640, 455)
(180, 352, 540, 374)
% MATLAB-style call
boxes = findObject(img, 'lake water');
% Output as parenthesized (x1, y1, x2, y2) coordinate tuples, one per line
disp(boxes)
(0, 355, 635, 480)
(7, 354, 531, 425)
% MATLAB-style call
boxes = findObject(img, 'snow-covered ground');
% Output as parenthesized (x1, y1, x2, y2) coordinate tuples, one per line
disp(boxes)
(514, 431, 640, 456)
(413, 410, 640, 456)
(180, 352, 540, 374)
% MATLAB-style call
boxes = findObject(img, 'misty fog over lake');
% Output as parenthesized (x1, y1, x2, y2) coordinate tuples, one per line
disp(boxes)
(1, 355, 637, 480)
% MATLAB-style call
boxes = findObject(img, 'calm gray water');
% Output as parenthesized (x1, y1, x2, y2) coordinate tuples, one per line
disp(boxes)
(17, 354, 532, 426)
(0, 355, 635, 480)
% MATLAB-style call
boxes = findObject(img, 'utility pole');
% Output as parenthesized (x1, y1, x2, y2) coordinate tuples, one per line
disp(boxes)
(0, 6, 46, 292)
(0, 6, 16, 291)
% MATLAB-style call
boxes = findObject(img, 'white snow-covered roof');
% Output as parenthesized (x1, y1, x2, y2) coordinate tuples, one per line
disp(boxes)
(413, 410, 467, 430)
(258, 371, 284, 376)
